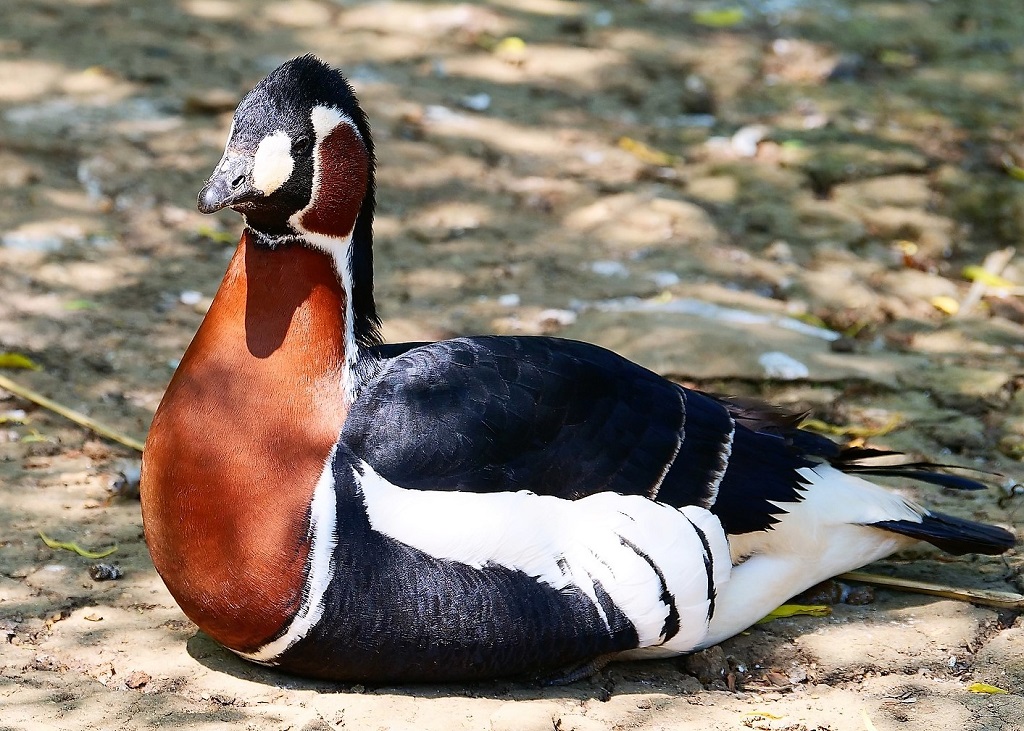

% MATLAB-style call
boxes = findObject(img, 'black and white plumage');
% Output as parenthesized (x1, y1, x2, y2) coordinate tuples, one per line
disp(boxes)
(139, 55, 1017, 684)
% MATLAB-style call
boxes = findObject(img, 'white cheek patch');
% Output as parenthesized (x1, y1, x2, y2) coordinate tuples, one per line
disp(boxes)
(310, 105, 345, 140)
(252, 130, 295, 195)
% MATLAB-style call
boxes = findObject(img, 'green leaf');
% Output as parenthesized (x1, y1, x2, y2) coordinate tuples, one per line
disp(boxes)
(38, 530, 118, 559)
(693, 8, 745, 27)
(0, 352, 42, 370)
(64, 299, 98, 311)
(967, 682, 1009, 695)
(757, 604, 831, 624)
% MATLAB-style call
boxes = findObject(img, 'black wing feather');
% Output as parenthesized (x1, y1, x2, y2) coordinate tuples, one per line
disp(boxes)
(345, 336, 810, 533)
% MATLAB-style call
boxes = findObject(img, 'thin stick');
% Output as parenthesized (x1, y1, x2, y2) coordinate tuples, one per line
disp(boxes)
(955, 247, 1015, 319)
(0, 373, 145, 453)
(839, 570, 1024, 610)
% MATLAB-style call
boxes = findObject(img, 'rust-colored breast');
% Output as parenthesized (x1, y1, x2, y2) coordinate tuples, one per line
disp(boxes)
(141, 232, 348, 652)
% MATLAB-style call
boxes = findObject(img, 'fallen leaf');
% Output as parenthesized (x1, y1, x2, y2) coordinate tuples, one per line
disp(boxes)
(0, 352, 42, 370)
(83, 613, 103, 622)
(21, 429, 52, 443)
(693, 8, 744, 27)
(64, 299, 98, 311)
(618, 137, 675, 166)
(742, 711, 784, 720)
(878, 49, 917, 68)
(963, 265, 1015, 290)
(196, 225, 237, 245)
(38, 531, 118, 559)
(757, 604, 831, 624)
(1002, 156, 1024, 181)
(930, 295, 960, 316)
(493, 36, 526, 55)
(967, 682, 1009, 694)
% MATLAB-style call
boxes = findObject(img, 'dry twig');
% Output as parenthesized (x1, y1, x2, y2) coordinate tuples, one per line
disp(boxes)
(0, 373, 145, 453)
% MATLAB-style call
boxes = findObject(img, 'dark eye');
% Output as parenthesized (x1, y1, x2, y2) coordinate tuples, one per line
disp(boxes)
(293, 135, 313, 156)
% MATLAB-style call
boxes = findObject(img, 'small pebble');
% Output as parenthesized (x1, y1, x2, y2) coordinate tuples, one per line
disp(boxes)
(646, 271, 680, 287)
(758, 351, 809, 380)
(109, 463, 141, 500)
(125, 670, 151, 689)
(179, 290, 203, 306)
(731, 124, 769, 158)
(537, 309, 577, 327)
(590, 260, 629, 277)
(460, 92, 491, 112)
(89, 563, 123, 581)
(497, 293, 521, 307)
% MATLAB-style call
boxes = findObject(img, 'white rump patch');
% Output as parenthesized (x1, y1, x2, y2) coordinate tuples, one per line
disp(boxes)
(707, 462, 923, 647)
(235, 447, 339, 664)
(252, 130, 295, 195)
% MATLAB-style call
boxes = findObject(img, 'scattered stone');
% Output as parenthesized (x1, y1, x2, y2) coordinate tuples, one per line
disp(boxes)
(795, 579, 875, 606)
(124, 670, 151, 689)
(109, 463, 141, 500)
(88, 563, 123, 582)
(29, 654, 65, 672)
(537, 309, 577, 328)
(590, 261, 629, 277)
(680, 73, 714, 115)
(681, 646, 729, 685)
(758, 351, 810, 380)
(460, 92, 491, 112)
(845, 585, 875, 605)
(796, 579, 844, 605)
(829, 336, 857, 353)
(179, 290, 203, 306)
(646, 271, 680, 288)
(731, 125, 769, 158)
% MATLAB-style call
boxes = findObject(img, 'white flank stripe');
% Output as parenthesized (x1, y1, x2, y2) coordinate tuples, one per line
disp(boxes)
(235, 447, 339, 664)
(355, 459, 729, 650)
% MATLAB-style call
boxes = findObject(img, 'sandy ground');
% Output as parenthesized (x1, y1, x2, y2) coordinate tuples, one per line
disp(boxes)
(2, 1, 1024, 729)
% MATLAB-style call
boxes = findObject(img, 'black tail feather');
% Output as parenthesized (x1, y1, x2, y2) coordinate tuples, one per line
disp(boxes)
(828, 442, 1001, 492)
(872, 512, 1016, 555)
(838, 466, 989, 492)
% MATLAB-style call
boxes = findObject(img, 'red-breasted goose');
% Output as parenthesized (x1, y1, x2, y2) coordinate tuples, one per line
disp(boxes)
(140, 55, 1015, 684)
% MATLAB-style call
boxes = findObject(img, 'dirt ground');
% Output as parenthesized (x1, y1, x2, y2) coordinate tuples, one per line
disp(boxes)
(2, 1, 1024, 729)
